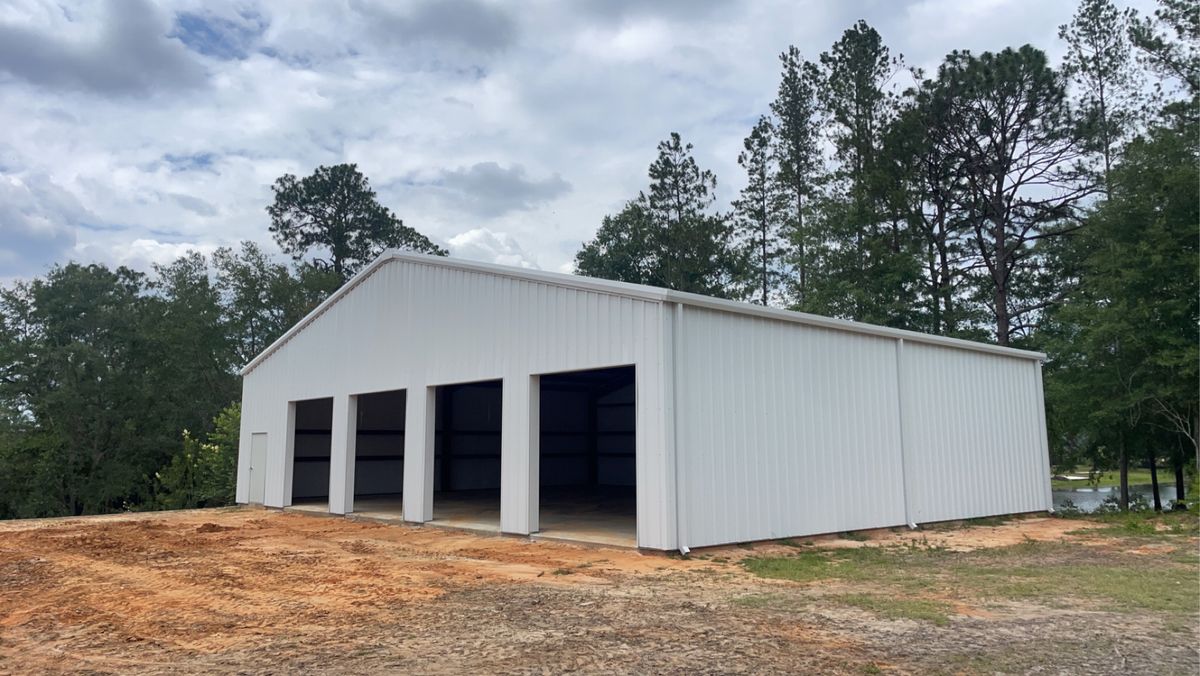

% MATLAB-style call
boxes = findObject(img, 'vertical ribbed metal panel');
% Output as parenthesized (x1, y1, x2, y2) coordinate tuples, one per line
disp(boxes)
(238, 254, 1050, 550)
(238, 258, 674, 549)
(676, 307, 909, 548)
(900, 343, 1051, 523)
(674, 306, 1049, 548)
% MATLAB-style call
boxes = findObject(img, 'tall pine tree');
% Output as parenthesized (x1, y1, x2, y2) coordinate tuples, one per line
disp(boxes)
(770, 47, 824, 307)
(733, 117, 788, 305)
(1059, 0, 1139, 193)
(576, 133, 741, 297)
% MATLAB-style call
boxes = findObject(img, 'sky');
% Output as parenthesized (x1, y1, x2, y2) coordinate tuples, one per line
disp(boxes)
(0, 0, 1153, 280)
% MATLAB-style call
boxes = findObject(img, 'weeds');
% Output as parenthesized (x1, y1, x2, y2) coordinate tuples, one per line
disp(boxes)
(743, 536, 1198, 615)
(835, 594, 952, 626)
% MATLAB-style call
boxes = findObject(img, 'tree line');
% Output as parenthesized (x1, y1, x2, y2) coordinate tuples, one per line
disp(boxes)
(0, 0, 1194, 519)
(577, 0, 1197, 507)
(0, 167, 444, 518)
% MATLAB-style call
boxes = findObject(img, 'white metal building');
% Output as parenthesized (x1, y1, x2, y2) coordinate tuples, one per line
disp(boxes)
(236, 251, 1052, 551)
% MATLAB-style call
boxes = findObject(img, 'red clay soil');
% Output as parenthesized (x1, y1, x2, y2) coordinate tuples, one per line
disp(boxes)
(0, 507, 1194, 674)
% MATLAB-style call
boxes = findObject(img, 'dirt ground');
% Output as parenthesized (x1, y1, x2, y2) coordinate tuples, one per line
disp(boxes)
(0, 507, 1196, 675)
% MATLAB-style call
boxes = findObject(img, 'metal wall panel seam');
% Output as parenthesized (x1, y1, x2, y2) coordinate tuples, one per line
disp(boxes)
(671, 302, 688, 553)
(894, 339, 916, 527)
(1034, 360, 1054, 512)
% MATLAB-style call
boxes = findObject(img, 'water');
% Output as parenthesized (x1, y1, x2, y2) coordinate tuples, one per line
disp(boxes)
(1052, 483, 1178, 512)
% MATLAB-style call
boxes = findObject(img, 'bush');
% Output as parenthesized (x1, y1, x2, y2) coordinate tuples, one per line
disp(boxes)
(153, 403, 240, 510)
(1056, 499, 1084, 517)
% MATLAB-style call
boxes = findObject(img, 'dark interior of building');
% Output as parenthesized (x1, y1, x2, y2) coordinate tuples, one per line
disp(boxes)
(291, 397, 333, 503)
(353, 389, 406, 500)
(430, 380, 503, 526)
(538, 365, 636, 541)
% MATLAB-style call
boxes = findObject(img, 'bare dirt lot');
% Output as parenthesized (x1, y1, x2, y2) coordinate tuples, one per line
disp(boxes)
(0, 507, 1196, 675)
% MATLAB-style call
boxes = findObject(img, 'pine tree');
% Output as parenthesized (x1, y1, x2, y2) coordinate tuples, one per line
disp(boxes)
(577, 133, 741, 297)
(936, 46, 1097, 345)
(880, 78, 975, 336)
(733, 117, 789, 305)
(770, 47, 824, 307)
(1059, 0, 1139, 193)
(814, 20, 918, 326)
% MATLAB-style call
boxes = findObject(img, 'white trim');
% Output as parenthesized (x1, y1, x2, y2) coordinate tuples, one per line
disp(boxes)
(240, 250, 1046, 376)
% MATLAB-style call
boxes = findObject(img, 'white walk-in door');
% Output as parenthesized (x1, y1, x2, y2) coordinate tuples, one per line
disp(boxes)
(249, 432, 268, 504)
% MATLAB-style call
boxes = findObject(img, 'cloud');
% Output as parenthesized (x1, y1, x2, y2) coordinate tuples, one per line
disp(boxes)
(169, 193, 218, 216)
(0, 0, 1152, 282)
(171, 9, 269, 61)
(0, 174, 85, 277)
(435, 163, 571, 217)
(351, 0, 517, 53)
(73, 238, 220, 273)
(576, 0, 732, 25)
(448, 228, 539, 268)
(0, 0, 206, 96)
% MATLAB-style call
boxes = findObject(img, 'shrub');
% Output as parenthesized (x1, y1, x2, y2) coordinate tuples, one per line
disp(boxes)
(153, 403, 240, 510)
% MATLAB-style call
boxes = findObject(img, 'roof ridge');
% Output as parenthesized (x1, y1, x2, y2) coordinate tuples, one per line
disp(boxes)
(239, 251, 1044, 376)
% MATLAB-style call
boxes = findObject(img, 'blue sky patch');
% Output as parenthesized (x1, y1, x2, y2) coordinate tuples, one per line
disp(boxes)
(162, 152, 217, 172)
(171, 10, 268, 61)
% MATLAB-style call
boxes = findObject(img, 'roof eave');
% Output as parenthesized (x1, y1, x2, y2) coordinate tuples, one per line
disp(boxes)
(240, 250, 1045, 376)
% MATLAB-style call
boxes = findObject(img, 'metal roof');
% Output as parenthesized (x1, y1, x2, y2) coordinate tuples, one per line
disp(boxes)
(239, 250, 1045, 376)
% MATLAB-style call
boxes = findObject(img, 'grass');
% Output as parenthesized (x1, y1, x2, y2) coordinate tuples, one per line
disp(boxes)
(834, 594, 952, 626)
(732, 593, 785, 609)
(1061, 504, 1199, 538)
(743, 519, 1199, 618)
(1051, 466, 1170, 490)
(952, 556, 1195, 612)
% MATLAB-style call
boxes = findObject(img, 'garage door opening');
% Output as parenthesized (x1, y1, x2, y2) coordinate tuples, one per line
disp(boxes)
(538, 366, 636, 546)
(290, 397, 333, 512)
(351, 389, 406, 519)
(431, 380, 502, 531)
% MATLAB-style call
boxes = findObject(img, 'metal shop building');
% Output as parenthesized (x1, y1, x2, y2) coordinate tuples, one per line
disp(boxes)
(236, 251, 1052, 551)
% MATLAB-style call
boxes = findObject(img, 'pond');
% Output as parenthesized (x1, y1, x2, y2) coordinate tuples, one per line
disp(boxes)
(1052, 483, 1178, 512)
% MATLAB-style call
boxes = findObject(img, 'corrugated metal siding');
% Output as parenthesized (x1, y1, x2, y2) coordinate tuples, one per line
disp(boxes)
(238, 253, 1050, 551)
(237, 258, 675, 549)
(675, 306, 1050, 548)
(676, 307, 909, 548)
(900, 342, 1052, 523)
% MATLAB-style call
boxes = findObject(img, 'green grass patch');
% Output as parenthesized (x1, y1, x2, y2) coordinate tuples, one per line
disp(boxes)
(951, 559, 1195, 612)
(732, 593, 786, 609)
(1051, 466, 1164, 489)
(838, 531, 870, 541)
(1061, 507, 1199, 538)
(743, 546, 937, 592)
(744, 540, 1198, 614)
(834, 593, 952, 626)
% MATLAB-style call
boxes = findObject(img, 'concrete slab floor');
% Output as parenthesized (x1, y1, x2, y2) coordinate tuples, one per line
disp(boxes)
(284, 487, 637, 548)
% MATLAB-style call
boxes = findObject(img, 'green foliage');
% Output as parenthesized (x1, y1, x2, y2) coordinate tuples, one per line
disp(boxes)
(153, 404, 240, 510)
(0, 250, 333, 520)
(809, 21, 922, 327)
(834, 594, 952, 626)
(770, 47, 824, 306)
(1128, 0, 1199, 120)
(1042, 113, 1198, 493)
(732, 116, 789, 305)
(1059, 0, 1139, 190)
(268, 163, 447, 281)
(576, 133, 742, 297)
(745, 537, 1198, 614)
